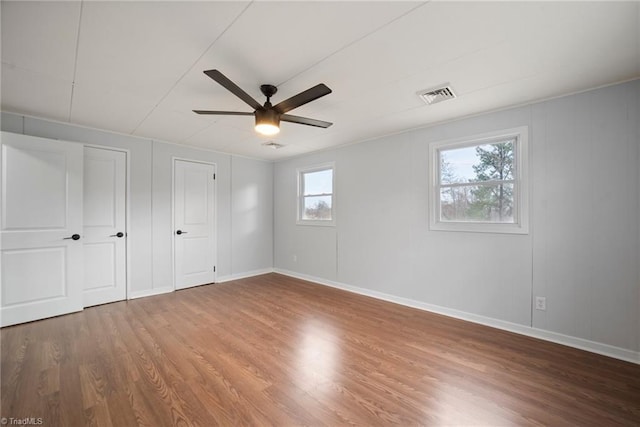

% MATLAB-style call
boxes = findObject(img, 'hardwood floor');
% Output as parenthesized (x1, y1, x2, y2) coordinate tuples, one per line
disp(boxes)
(1, 273, 639, 426)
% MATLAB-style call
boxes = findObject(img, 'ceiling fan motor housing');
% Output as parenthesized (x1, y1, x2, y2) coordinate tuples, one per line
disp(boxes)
(255, 108, 280, 127)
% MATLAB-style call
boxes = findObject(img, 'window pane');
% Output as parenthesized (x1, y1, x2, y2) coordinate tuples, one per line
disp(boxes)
(440, 139, 515, 184)
(440, 183, 515, 223)
(303, 195, 332, 220)
(304, 169, 332, 195)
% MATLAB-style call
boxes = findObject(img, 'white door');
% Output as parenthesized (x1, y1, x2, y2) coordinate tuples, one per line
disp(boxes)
(83, 147, 127, 307)
(174, 159, 216, 290)
(1, 132, 84, 327)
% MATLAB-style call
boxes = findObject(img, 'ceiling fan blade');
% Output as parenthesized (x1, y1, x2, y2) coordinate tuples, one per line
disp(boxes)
(193, 110, 254, 116)
(281, 114, 333, 128)
(274, 84, 332, 114)
(203, 69, 262, 110)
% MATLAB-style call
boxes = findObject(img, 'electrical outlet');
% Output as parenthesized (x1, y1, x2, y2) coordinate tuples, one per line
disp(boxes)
(535, 296, 547, 311)
(292, 255, 297, 263)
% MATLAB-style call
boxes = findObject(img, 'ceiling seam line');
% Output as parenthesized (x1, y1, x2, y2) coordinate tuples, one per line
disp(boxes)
(68, 0, 85, 122)
(180, 120, 219, 143)
(276, 1, 430, 88)
(130, 0, 255, 134)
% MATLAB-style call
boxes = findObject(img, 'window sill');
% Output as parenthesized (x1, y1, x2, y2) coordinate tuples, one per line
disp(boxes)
(296, 220, 336, 227)
(430, 221, 528, 234)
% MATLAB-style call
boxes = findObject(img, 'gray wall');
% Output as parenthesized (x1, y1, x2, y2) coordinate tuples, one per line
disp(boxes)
(3, 79, 638, 359)
(1, 112, 273, 296)
(274, 80, 640, 355)
(231, 156, 274, 275)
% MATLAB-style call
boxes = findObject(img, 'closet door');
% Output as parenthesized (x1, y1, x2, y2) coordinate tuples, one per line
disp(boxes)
(173, 159, 216, 290)
(1, 132, 84, 327)
(82, 147, 127, 307)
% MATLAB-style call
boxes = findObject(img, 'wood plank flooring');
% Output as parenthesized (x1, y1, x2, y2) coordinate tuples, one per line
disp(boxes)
(2, 273, 639, 426)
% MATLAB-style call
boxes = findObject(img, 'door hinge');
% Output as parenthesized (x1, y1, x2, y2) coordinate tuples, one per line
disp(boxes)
(213, 266, 216, 272)
(213, 173, 216, 180)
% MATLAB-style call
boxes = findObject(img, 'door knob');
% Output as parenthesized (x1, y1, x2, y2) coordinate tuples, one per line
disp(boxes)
(63, 234, 81, 241)
(110, 232, 124, 238)
(176, 230, 188, 235)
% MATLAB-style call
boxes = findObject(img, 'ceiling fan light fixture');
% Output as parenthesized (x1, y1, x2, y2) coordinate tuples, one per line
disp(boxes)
(194, 70, 333, 133)
(255, 109, 280, 136)
(255, 123, 280, 136)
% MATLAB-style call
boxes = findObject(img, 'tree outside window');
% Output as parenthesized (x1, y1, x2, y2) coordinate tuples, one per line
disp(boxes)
(297, 164, 335, 225)
(440, 140, 515, 223)
(430, 127, 529, 234)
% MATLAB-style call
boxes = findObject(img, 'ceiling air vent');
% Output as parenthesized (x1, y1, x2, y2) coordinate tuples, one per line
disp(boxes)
(262, 141, 285, 149)
(417, 83, 457, 105)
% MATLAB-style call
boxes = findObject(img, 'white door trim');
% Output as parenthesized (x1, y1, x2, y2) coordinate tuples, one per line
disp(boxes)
(171, 157, 217, 290)
(83, 144, 130, 302)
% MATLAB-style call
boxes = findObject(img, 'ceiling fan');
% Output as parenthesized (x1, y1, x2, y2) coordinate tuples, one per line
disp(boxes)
(193, 69, 333, 136)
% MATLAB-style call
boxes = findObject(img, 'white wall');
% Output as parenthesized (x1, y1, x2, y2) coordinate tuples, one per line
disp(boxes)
(231, 156, 274, 277)
(530, 82, 639, 352)
(274, 150, 338, 281)
(150, 141, 232, 292)
(274, 80, 640, 359)
(0, 112, 273, 296)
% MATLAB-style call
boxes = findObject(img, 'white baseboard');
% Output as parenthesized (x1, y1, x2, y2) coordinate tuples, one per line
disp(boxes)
(128, 287, 174, 300)
(216, 268, 274, 283)
(273, 268, 640, 365)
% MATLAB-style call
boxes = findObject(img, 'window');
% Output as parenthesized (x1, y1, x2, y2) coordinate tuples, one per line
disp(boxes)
(429, 127, 529, 234)
(297, 163, 335, 225)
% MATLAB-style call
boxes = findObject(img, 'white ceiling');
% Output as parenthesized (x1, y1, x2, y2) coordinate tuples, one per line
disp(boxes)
(2, 1, 639, 161)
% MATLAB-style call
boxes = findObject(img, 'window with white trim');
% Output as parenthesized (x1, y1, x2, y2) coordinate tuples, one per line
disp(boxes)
(429, 127, 529, 234)
(297, 163, 335, 225)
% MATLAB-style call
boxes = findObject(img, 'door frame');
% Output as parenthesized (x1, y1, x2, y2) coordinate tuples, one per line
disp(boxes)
(171, 157, 217, 290)
(84, 144, 131, 301)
